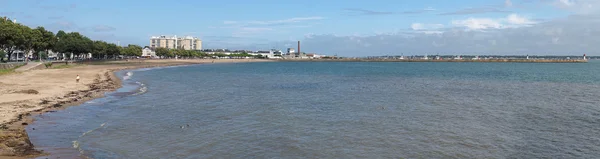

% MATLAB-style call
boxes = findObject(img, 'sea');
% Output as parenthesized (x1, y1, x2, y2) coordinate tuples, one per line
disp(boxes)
(27, 61, 600, 159)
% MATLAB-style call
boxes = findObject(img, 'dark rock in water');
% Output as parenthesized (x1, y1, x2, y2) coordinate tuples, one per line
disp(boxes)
(21, 123, 28, 126)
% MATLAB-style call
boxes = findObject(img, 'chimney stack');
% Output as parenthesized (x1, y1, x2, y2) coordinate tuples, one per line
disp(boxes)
(297, 41, 300, 56)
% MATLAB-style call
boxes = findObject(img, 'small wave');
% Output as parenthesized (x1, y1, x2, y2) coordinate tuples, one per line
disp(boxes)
(72, 140, 79, 150)
(80, 122, 107, 138)
(73, 122, 108, 155)
(85, 101, 97, 104)
(123, 72, 133, 80)
(135, 64, 191, 72)
(132, 81, 148, 95)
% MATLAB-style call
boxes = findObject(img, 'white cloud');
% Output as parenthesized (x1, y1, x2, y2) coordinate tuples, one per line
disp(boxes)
(92, 25, 116, 32)
(452, 14, 536, 30)
(505, 0, 513, 7)
(426, 31, 445, 34)
(452, 18, 503, 30)
(507, 14, 536, 25)
(553, 0, 600, 14)
(411, 23, 444, 30)
(424, 7, 436, 11)
(559, 0, 575, 6)
(272, 14, 600, 56)
(220, 17, 322, 38)
(231, 27, 274, 37)
(224, 16, 325, 26)
(223, 21, 237, 24)
(240, 27, 272, 32)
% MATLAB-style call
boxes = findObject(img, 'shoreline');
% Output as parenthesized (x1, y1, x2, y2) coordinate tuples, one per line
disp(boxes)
(276, 58, 589, 63)
(0, 59, 272, 158)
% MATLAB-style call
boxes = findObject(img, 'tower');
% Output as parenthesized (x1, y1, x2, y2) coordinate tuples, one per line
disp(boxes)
(297, 41, 301, 56)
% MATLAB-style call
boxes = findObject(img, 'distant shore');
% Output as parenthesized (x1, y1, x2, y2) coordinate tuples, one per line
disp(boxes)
(0, 58, 273, 158)
(277, 58, 589, 63)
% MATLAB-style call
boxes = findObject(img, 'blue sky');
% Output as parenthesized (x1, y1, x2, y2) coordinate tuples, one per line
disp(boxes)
(1, 0, 598, 56)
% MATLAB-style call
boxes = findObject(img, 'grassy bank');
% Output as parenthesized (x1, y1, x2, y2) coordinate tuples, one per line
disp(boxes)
(0, 65, 23, 76)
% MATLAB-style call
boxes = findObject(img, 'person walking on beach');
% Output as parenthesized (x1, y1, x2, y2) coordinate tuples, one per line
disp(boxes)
(76, 75, 80, 83)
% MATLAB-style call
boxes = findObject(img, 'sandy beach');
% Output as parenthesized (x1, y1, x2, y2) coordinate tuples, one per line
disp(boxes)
(0, 58, 271, 158)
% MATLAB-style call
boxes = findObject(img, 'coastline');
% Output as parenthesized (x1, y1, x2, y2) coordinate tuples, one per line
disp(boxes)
(277, 58, 589, 63)
(0, 59, 272, 158)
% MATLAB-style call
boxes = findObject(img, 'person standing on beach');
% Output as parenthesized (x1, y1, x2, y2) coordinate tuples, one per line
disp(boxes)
(76, 75, 80, 83)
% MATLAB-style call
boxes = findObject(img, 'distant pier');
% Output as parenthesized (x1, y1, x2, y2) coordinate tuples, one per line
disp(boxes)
(278, 58, 589, 63)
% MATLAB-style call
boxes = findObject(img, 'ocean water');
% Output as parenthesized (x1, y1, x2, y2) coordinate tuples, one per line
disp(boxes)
(28, 61, 600, 159)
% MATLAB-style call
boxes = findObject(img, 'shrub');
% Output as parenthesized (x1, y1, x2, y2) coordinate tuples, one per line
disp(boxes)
(0, 50, 5, 63)
(44, 62, 53, 68)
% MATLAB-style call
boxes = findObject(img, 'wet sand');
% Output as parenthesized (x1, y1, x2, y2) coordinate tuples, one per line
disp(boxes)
(0, 59, 271, 158)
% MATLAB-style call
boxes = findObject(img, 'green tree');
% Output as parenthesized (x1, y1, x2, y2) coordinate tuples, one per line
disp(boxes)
(33, 27, 56, 60)
(0, 50, 6, 62)
(190, 51, 199, 58)
(92, 40, 109, 59)
(213, 53, 226, 57)
(0, 18, 25, 61)
(253, 55, 265, 59)
(106, 43, 120, 59)
(155, 47, 169, 58)
(0, 19, 138, 62)
(54, 32, 93, 59)
(56, 30, 66, 39)
(168, 49, 177, 58)
(17, 24, 42, 61)
(122, 44, 142, 57)
(39, 51, 48, 59)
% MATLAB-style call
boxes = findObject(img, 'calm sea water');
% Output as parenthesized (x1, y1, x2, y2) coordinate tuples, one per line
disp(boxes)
(28, 61, 600, 159)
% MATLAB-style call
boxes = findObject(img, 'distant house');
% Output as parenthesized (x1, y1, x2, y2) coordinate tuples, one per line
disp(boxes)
(307, 53, 323, 59)
(142, 46, 156, 58)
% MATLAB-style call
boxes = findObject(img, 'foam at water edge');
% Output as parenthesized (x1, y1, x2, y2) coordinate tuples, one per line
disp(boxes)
(135, 64, 191, 72)
(73, 122, 108, 156)
(123, 72, 133, 81)
(133, 81, 148, 95)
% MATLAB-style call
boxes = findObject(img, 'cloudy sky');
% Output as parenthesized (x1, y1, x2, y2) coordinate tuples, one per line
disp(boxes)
(1, 0, 598, 56)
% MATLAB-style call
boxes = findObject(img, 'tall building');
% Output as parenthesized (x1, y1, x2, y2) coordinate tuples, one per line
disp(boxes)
(150, 35, 202, 50)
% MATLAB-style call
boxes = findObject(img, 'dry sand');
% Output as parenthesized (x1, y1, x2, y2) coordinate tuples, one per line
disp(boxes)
(0, 58, 271, 157)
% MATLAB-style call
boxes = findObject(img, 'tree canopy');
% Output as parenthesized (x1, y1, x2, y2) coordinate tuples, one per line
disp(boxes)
(155, 47, 169, 57)
(0, 50, 6, 62)
(0, 17, 131, 61)
(33, 27, 56, 53)
(121, 44, 142, 57)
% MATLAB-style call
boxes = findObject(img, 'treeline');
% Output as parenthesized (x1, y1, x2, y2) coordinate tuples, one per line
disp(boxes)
(154, 48, 264, 59)
(0, 17, 142, 62)
(0, 17, 267, 62)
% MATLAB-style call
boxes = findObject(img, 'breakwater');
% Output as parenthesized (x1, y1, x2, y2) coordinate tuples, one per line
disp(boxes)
(278, 58, 588, 63)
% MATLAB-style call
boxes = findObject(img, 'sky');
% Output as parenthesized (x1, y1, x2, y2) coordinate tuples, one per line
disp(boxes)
(1, 0, 599, 56)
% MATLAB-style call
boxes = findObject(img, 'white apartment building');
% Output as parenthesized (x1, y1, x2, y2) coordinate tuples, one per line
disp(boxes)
(150, 35, 202, 50)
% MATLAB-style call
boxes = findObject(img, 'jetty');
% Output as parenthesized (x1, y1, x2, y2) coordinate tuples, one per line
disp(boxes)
(278, 58, 588, 63)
